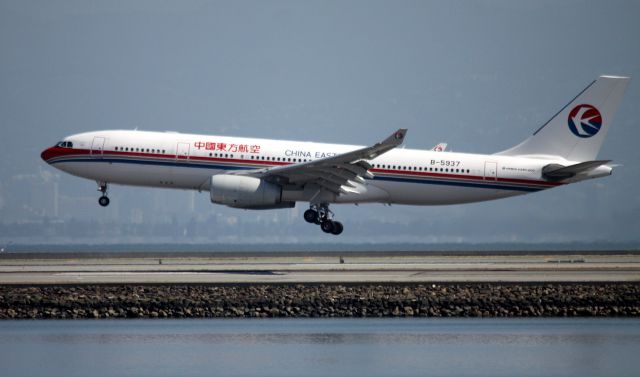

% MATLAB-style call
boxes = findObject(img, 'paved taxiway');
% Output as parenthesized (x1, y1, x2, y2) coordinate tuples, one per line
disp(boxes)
(1, 253, 639, 284)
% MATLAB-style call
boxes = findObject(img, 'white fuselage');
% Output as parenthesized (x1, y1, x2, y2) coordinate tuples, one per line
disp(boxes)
(41, 129, 599, 206)
(39, 75, 627, 235)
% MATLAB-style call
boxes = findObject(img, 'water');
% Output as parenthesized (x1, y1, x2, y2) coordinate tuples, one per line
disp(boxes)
(0, 319, 638, 377)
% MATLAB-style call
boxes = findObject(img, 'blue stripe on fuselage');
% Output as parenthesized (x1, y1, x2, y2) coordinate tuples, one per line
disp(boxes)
(50, 156, 545, 192)
(51, 156, 252, 171)
(373, 175, 541, 192)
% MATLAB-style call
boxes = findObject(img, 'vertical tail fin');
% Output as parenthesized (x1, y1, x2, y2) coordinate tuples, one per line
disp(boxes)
(497, 75, 630, 161)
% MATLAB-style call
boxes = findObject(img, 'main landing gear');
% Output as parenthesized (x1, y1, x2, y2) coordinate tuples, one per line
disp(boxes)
(97, 182, 110, 207)
(304, 204, 344, 235)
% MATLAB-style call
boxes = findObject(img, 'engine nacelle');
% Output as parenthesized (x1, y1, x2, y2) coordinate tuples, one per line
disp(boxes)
(210, 175, 292, 209)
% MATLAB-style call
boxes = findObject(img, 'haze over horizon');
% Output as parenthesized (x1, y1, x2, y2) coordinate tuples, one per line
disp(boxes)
(1, 1, 639, 245)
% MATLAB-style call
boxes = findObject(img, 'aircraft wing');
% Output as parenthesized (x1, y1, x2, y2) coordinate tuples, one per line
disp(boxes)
(233, 129, 407, 195)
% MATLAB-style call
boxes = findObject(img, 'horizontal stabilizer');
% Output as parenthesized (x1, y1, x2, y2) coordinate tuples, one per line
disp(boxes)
(542, 160, 611, 181)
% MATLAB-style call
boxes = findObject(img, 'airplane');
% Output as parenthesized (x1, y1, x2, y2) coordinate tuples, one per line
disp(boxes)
(41, 75, 630, 235)
(432, 142, 448, 152)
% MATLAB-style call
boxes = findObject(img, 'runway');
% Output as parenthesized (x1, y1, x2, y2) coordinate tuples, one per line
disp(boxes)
(1, 252, 639, 284)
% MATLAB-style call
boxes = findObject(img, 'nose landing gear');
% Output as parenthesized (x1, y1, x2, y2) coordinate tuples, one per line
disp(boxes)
(97, 182, 110, 207)
(304, 204, 343, 235)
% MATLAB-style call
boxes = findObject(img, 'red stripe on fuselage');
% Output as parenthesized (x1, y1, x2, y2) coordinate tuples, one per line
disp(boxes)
(369, 168, 561, 187)
(42, 148, 561, 188)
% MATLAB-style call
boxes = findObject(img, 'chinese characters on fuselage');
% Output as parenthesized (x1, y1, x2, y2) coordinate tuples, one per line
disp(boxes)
(193, 141, 261, 154)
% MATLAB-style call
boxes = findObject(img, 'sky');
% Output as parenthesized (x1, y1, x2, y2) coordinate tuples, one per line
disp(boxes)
(0, 0, 639, 245)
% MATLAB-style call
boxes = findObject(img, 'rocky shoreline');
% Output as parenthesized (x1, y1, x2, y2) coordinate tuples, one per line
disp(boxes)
(1, 283, 639, 319)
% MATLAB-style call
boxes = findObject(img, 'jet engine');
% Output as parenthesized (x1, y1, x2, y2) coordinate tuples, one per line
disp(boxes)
(209, 175, 294, 209)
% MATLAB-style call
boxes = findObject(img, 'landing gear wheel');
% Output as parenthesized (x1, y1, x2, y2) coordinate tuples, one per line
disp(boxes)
(321, 220, 334, 234)
(303, 209, 317, 224)
(98, 196, 110, 207)
(330, 221, 343, 235)
(307, 203, 344, 235)
(97, 182, 110, 207)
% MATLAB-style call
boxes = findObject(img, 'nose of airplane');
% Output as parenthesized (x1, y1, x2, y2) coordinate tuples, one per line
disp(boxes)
(41, 147, 55, 163)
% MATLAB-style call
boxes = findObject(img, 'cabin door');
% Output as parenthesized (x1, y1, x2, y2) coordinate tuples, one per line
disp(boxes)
(484, 161, 497, 181)
(91, 137, 106, 157)
(176, 142, 190, 161)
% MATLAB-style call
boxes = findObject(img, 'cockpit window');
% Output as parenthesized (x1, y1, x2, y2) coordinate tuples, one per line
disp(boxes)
(55, 141, 73, 148)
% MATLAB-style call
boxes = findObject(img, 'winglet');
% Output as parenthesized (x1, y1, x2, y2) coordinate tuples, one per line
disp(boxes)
(381, 129, 408, 147)
(366, 128, 408, 160)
